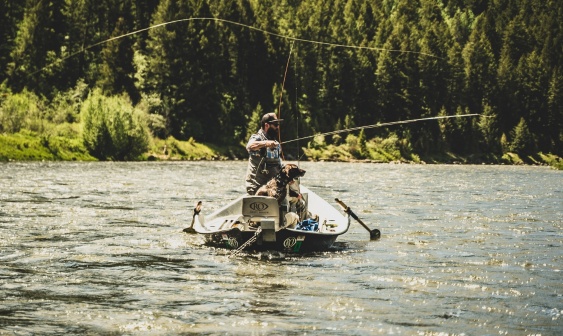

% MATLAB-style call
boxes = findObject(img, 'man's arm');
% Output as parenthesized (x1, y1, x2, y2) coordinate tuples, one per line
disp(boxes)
(246, 140, 278, 152)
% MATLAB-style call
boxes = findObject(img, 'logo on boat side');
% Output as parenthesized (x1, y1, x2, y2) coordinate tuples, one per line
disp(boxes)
(283, 237, 297, 248)
(226, 237, 239, 249)
(249, 202, 268, 211)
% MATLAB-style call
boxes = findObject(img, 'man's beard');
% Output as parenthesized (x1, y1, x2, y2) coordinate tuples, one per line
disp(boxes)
(266, 128, 279, 140)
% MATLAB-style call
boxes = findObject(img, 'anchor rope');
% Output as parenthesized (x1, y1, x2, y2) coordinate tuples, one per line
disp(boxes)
(229, 227, 262, 258)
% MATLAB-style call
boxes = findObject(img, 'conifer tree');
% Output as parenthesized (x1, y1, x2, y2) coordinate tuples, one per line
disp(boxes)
(145, 0, 223, 142)
(212, 0, 270, 144)
(514, 51, 550, 150)
(546, 69, 563, 154)
(97, 0, 138, 102)
(462, 15, 497, 114)
(0, 1, 24, 84)
(510, 117, 535, 155)
(375, 0, 421, 135)
(9, 0, 67, 94)
(477, 101, 500, 154)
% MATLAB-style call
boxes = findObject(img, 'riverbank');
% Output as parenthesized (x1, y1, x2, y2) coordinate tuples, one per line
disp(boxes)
(1, 131, 561, 169)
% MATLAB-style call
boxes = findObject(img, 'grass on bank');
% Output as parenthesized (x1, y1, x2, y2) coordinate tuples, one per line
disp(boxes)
(0, 129, 95, 161)
(146, 136, 245, 161)
(0, 131, 232, 162)
(302, 132, 562, 169)
(1, 129, 561, 169)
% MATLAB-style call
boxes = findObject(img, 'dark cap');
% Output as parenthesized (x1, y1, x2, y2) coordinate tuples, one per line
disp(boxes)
(261, 113, 283, 126)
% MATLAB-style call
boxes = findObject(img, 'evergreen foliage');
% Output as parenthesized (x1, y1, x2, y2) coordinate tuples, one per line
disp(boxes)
(510, 117, 535, 155)
(0, 0, 561, 162)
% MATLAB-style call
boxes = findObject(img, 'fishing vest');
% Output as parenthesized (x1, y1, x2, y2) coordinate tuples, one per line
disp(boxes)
(245, 129, 282, 194)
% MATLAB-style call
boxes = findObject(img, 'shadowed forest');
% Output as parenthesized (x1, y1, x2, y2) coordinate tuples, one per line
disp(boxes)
(0, 0, 561, 166)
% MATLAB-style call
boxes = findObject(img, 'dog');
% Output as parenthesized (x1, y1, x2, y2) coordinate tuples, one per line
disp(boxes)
(255, 163, 306, 204)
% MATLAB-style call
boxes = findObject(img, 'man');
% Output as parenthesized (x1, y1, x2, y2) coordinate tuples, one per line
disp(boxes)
(245, 112, 313, 223)
(245, 113, 283, 195)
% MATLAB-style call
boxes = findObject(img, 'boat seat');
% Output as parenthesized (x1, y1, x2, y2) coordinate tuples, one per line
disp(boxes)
(242, 196, 279, 218)
(242, 196, 280, 241)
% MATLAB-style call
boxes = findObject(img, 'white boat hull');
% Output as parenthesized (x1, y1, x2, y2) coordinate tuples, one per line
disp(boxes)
(189, 186, 350, 252)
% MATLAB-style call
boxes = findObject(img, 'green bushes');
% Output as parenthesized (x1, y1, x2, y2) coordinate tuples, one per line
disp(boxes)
(0, 89, 43, 133)
(303, 132, 418, 163)
(81, 89, 149, 160)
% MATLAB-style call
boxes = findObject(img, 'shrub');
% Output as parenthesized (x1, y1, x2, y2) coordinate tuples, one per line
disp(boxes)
(0, 90, 43, 133)
(48, 80, 89, 124)
(308, 134, 326, 150)
(137, 93, 168, 138)
(81, 89, 149, 160)
(345, 134, 359, 157)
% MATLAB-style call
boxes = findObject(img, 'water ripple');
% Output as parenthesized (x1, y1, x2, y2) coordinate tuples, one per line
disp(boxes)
(0, 162, 560, 335)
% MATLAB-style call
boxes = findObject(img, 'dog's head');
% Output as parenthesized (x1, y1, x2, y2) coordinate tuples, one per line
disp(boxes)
(281, 163, 306, 181)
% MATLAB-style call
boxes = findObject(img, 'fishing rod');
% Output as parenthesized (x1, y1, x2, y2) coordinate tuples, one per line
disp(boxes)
(281, 114, 480, 144)
(276, 41, 295, 161)
(26, 17, 441, 78)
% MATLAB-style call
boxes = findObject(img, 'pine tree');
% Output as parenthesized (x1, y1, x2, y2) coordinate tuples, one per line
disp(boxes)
(212, 0, 270, 144)
(510, 117, 535, 155)
(546, 69, 563, 154)
(145, 0, 224, 141)
(477, 101, 500, 154)
(97, 0, 138, 102)
(0, 1, 24, 84)
(515, 50, 551, 150)
(462, 15, 497, 114)
(8, 0, 67, 95)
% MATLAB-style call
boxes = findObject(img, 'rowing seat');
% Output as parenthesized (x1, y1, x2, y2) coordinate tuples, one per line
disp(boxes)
(242, 196, 279, 242)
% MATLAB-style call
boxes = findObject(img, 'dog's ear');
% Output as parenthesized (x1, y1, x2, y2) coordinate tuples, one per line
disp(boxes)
(287, 166, 305, 179)
(282, 164, 296, 176)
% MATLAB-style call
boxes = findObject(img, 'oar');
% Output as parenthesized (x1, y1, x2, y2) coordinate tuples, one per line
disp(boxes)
(183, 201, 202, 234)
(335, 198, 381, 240)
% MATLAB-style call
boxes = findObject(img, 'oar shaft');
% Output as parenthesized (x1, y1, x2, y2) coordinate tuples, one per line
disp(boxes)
(335, 198, 380, 240)
(186, 201, 202, 231)
(335, 198, 370, 230)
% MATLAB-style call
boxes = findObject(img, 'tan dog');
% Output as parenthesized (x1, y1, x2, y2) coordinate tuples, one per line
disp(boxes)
(255, 164, 306, 204)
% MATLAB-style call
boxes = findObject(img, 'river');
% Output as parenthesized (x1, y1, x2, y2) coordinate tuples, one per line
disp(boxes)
(0, 161, 561, 335)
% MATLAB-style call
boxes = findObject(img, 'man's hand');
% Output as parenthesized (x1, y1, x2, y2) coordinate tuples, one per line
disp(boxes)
(265, 140, 278, 148)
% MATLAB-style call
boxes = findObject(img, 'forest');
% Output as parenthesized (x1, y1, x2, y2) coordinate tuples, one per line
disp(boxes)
(0, 0, 561, 166)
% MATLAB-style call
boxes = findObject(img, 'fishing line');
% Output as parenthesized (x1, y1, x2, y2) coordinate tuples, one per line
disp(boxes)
(294, 43, 300, 166)
(277, 41, 295, 160)
(27, 17, 441, 78)
(281, 114, 480, 144)
(277, 41, 294, 120)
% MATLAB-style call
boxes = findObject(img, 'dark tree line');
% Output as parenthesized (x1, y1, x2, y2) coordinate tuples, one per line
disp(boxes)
(1, 0, 561, 158)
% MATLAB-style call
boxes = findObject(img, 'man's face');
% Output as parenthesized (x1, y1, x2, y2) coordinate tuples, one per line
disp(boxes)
(266, 122, 279, 139)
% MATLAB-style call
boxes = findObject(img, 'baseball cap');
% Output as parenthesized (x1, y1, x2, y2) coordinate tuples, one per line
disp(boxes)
(261, 113, 283, 125)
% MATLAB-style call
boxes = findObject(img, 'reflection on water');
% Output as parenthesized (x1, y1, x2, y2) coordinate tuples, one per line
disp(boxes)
(0, 162, 561, 335)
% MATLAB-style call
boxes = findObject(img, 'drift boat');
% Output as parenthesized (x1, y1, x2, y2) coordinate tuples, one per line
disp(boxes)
(187, 185, 353, 253)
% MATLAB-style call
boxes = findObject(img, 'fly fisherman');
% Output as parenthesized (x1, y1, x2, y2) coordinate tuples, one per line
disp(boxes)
(245, 113, 283, 195)
(245, 113, 313, 224)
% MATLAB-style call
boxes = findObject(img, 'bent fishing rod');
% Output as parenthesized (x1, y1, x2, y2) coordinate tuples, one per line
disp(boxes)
(281, 114, 480, 144)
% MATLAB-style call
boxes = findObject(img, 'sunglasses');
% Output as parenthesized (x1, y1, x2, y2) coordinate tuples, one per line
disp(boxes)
(268, 122, 280, 126)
